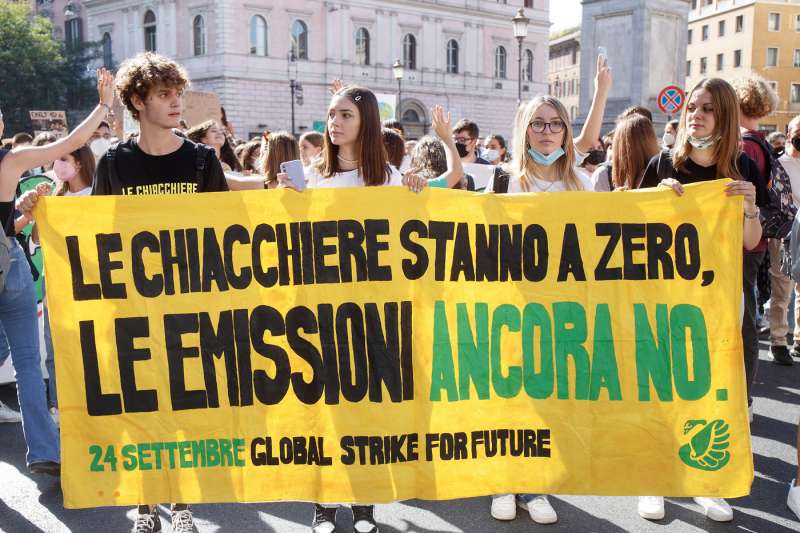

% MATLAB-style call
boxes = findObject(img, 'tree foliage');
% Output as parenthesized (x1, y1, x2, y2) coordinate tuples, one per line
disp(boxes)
(0, 2, 100, 136)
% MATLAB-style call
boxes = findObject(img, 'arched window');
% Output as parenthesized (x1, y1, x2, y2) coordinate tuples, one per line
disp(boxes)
(249, 15, 267, 56)
(355, 28, 370, 65)
(102, 32, 113, 68)
(291, 20, 308, 60)
(524, 49, 534, 82)
(193, 15, 206, 56)
(144, 10, 156, 52)
(403, 109, 421, 123)
(65, 17, 83, 48)
(403, 34, 416, 70)
(494, 46, 507, 79)
(446, 39, 459, 74)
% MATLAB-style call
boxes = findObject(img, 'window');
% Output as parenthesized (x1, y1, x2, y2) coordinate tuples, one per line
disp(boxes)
(734, 49, 742, 67)
(524, 0, 533, 7)
(767, 47, 778, 67)
(495, 46, 507, 79)
(193, 15, 206, 56)
(403, 34, 416, 70)
(688, 29, 693, 44)
(716, 53, 724, 70)
(446, 39, 459, 74)
(250, 15, 267, 56)
(102, 32, 113, 68)
(796, 15, 800, 31)
(700, 57, 707, 74)
(65, 17, 82, 47)
(795, 49, 800, 67)
(701, 24, 708, 40)
(768, 12, 781, 31)
(792, 83, 800, 104)
(718, 20, 725, 37)
(768, 81, 778, 95)
(686, 59, 691, 76)
(736, 15, 744, 32)
(355, 28, 370, 65)
(524, 49, 534, 81)
(291, 20, 308, 60)
(691, 0, 697, 10)
(144, 10, 156, 52)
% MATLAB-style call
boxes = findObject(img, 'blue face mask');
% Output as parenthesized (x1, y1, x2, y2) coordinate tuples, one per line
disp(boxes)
(528, 146, 565, 166)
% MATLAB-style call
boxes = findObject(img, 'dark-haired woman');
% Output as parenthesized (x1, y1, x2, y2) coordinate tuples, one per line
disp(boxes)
(186, 120, 243, 172)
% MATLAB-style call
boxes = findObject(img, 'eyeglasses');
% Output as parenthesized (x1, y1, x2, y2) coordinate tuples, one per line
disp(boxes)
(453, 136, 473, 144)
(529, 120, 565, 134)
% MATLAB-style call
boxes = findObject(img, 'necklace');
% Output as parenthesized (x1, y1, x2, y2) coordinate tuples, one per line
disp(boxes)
(531, 177, 559, 192)
(337, 154, 358, 164)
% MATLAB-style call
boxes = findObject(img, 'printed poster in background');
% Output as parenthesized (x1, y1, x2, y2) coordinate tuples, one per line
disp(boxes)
(29, 111, 68, 138)
(375, 93, 398, 122)
(36, 181, 753, 508)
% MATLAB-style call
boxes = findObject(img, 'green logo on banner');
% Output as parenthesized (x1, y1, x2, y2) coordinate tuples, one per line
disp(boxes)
(678, 419, 730, 471)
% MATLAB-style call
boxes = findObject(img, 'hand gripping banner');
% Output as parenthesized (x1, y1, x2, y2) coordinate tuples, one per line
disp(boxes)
(35, 181, 752, 508)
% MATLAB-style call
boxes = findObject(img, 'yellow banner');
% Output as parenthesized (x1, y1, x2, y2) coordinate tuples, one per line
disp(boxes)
(36, 181, 752, 509)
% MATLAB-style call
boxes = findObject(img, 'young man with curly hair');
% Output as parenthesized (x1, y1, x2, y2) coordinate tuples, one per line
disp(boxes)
(92, 52, 228, 533)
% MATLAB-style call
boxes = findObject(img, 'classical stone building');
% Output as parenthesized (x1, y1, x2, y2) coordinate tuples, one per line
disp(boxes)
(76, 0, 549, 140)
(548, 29, 581, 122)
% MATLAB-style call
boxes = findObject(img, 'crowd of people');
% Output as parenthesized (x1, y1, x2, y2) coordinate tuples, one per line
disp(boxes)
(0, 50, 799, 533)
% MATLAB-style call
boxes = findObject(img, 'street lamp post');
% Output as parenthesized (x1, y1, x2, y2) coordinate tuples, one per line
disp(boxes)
(392, 59, 404, 124)
(288, 50, 298, 137)
(512, 8, 530, 105)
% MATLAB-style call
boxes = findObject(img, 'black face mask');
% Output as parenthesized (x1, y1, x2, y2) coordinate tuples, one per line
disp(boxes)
(773, 146, 786, 158)
(455, 142, 470, 158)
(584, 150, 606, 165)
(793, 136, 800, 152)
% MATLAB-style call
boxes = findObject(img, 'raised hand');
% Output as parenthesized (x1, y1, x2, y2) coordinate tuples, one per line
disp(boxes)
(431, 106, 452, 141)
(96, 68, 115, 108)
(595, 54, 612, 95)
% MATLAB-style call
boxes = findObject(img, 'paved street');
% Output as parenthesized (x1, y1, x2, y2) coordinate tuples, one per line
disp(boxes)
(1, 340, 799, 533)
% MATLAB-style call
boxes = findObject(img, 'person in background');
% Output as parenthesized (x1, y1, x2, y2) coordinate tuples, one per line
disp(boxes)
(186, 119, 243, 172)
(382, 128, 406, 170)
(261, 131, 299, 189)
(12, 133, 32, 149)
(299, 131, 324, 174)
(238, 139, 262, 175)
(482, 134, 510, 165)
(407, 106, 465, 189)
(731, 77, 782, 373)
(593, 114, 659, 191)
(453, 119, 490, 165)
(662, 119, 679, 150)
(768, 131, 787, 157)
(88, 120, 113, 162)
(579, 138, 606, 178)
(382, 119, 405, 138)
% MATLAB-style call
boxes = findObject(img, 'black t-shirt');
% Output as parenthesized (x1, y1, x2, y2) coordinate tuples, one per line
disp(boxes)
(640, 151, 767, 208)
(0, 150, 12, 236)
(92, 138, 228, 196)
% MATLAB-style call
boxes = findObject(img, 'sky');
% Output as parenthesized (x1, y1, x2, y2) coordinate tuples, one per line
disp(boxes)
(549, 0, 582, 33)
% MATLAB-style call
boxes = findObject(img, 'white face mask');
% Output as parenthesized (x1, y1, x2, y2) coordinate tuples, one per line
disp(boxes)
(482, 149, 499, 162)
(662, 132, 676, 147)
(90, 138, 111, 160)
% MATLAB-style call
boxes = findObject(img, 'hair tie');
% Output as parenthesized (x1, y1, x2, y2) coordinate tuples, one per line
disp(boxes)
(354, 95, 362, 102)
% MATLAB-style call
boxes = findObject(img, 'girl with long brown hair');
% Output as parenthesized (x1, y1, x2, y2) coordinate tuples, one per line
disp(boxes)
(593, 114, 659, 190)
(637, 78, 766, 524)
(260, 131, 299, 189)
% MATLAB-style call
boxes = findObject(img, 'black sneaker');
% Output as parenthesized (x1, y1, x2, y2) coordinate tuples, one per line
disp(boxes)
(28, 461, 60, 476)
(131, 506, 162, 533)
(771, 345, 794, 366)
(312, 504, 337, 533)
(352, 505, 379, 533)
(791, 344, 800, 358)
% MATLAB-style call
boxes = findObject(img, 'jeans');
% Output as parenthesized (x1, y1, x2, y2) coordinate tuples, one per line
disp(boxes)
(767, 239, 799, 346)
(743, 252, 765, 406)
(42, 277, 56, 408)
(0, 322, 11, 367)
(3, 241, 59, 465)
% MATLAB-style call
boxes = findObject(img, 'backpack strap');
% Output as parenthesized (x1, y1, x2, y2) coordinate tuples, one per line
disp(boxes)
(655, 149, 673, 182)
(605, 164, 613, 190)
(492, 167, 510, 194)
(742, 132, 774, 184)
(106, 143, 122, 193)
(195, 143, 213, 184)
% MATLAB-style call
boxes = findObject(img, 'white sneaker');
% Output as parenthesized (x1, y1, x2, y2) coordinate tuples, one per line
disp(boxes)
(49, 407, 59, 426)
(788, 480, 800, 520)
(638, 496, 665, 520)
(517, 494, 558, 524)
(490, 494, 516, 520)
(0, 400, 21, 423)
(693, 497, 733, 522)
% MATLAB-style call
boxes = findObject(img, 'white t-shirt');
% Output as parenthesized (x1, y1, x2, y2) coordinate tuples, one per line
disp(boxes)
(65, 186, 92, 197)
(484, 170, 593, 193)
(778, 153, 800, 207)
(307, 166, 403, 189)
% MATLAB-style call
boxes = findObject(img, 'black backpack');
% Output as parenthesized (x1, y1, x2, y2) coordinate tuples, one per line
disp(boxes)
(490, 167, 510, 193)
(105, 141, 214, 193)
(743, 132, 797, 239)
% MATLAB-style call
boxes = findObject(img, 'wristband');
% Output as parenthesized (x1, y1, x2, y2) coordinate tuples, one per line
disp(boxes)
(99, 103, 112, 114)
(744, 209, 759, 219)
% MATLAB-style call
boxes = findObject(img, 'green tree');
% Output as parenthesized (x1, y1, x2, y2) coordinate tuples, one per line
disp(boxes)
(0, 2, 65, 135)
